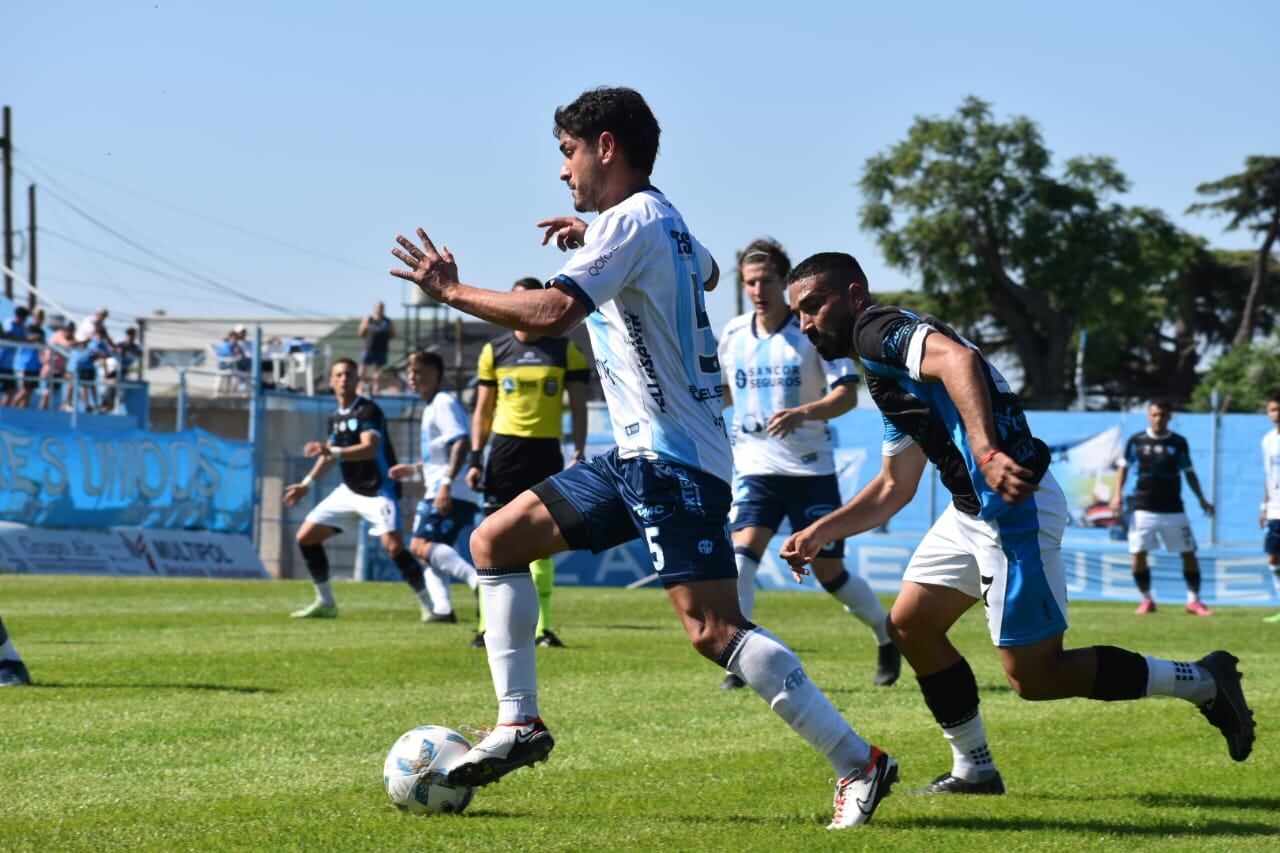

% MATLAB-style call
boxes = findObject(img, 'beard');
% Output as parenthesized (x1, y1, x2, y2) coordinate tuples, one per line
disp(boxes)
(808, 311, 853, 360)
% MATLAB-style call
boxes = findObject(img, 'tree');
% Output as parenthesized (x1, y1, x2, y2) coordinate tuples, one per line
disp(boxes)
(860, 97, 1190, 407)
(1188, 156, 1280, 347)
(1190, 337, 1280, 412)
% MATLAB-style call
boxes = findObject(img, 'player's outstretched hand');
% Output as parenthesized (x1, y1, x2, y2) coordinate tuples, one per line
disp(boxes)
(537, 216, 588, 251)
(303, 441, 329, 459)
(981, 451, 1037, 504)
(466, 466, 483, 492)
(282, 483, 308, 507)
(389, 228, 458, 302)
(767, 407, 807, 439)
(388, 463, 416, 481)
(781, 527, 828, 583)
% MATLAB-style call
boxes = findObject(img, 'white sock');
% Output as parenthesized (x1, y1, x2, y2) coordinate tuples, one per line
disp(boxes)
(942, 713, 996, 781)
(429, 543, 479, 591)
(314, 581, 335, 607)
(726, 626, 870, 778)
(735, 550, 760, 621)
(1145, 656, 1216, 705)
(1186, 589, 1200, 604)
(826, 571, 891, 645)
(422, 564, 453, 615)
(480, 571, 540, 724)
(1270, 566, 1280, 598)
(0, 639, 19, 662)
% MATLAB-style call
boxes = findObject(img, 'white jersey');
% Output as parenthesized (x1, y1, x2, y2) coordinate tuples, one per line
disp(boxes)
(718, 311, 858, 477)
(1264, 430, 1280, 520)
(551, 187, 732, 484)
(419, 391, 479, 504)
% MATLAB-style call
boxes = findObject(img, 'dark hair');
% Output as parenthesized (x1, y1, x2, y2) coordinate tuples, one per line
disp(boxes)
(332, 357, 359, 373)
(1267, 389, 1280, 405)
(408, 349, 445, 379)
(787, 252, 869, 289)
(736, 238, 790, 286)
(553, 87, 660, 176)
(14, 306, 29, 320)
(1149, 398, 1174, 412)
(512, 277, 543, 292)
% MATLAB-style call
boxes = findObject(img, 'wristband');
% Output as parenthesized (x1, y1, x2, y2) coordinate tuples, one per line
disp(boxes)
(977, 448, 1002, 469)
(301, 474, 314, 488)
(469, 449, 484, 469)
(330, 446, 343, 461)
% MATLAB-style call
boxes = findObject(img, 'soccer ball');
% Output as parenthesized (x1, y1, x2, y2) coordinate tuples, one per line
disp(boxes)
(383, 726, 475, 815)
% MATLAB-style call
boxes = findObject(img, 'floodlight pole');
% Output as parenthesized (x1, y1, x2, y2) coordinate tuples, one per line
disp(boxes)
(2, 106, 13, 301)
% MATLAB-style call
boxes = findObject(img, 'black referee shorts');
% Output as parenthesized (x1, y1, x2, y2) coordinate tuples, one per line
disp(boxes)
(483, 434, 565, 514)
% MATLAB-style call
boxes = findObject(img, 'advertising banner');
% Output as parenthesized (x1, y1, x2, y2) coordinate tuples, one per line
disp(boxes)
(0, 525, 267, 579)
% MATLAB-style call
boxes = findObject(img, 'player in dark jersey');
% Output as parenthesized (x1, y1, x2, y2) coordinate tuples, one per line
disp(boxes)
(0, 613, 31, 687)
(780, 252, 1254, 795)
(1109, 400, 1215, 615)
(282, 358, 434, 619)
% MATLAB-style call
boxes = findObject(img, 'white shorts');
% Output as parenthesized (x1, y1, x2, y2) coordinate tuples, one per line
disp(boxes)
(1127, 510, 1195, 554)
(903, 472, 1069, 648)
(305, 483, 401, 536)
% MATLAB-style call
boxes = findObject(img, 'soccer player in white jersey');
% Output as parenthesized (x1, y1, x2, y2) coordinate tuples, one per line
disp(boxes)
(389, 351, 480, 630)
(717, 237, 899, 690)
(781, 252, 1254, 798)
(1262, 390, 1280, 623)
(390, 87, 897, 828)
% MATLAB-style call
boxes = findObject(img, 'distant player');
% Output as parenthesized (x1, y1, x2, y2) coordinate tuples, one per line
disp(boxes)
(1261, 389, 1280, 623)
(781, 252, 1253, 796)
(0, 614, 31, 687)
(358, 301, 394, 395)
(1109, 400, 1216, 615)
(388, 350, 481, 629)
(282, 358, 432, 619)
(717, 238, 898, 690)
(466, 278, 589, 649)
(391, 87, 896, 828)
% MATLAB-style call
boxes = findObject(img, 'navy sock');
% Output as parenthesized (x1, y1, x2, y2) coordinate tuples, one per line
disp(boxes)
(299, 543, 329, 584)
(393, 550, 426, 592)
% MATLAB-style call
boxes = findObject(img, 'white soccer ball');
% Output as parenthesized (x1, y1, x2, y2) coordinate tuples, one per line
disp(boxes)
(383, 725, 475, 815)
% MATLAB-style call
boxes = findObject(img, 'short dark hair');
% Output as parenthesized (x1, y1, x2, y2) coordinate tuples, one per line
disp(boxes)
(554, 87, 660, 176)
(14, 306, 29, 321)
(1268, 389, 1280, 405)
(332, 357, 359, 373)
(736, 238, 790, 286)
(408, 349, 445, 379)
(788, 252, 869, 290)
(1149, 398, 1174, 412)
(512, 277, 543, 292)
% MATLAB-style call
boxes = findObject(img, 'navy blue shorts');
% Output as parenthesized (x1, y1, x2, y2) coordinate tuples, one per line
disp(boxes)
(730, 473, 844, 558)
(362, 348, 388, 367)
(1266, 519, 1280, 557)
(532, 448, 735, 587)
(411, 499, 478, 546)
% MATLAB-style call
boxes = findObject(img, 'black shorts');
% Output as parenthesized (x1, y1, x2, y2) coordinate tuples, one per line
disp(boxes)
(0, 370, 16, 394)
(483, 434, 564, 513)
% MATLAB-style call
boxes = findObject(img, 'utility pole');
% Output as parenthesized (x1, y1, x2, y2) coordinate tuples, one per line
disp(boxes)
(2, 106, 13, 301)
(27, 183, 37, 309)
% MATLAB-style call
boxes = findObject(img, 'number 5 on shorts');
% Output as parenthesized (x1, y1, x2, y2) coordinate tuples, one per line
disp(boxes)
(644, 526, 665, 573)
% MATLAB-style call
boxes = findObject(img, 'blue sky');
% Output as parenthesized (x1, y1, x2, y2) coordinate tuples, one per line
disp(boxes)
(3, 1, 1276, 335)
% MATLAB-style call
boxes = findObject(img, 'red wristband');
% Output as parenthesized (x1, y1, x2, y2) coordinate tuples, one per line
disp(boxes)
(977, 449, 1002, 469)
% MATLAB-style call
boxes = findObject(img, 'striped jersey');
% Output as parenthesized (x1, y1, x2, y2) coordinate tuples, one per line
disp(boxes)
(1263, 429, 1280, 520)
(419, 391, 478, 504)
(549, 187, 731, 484)
(718, 311, 858, 476)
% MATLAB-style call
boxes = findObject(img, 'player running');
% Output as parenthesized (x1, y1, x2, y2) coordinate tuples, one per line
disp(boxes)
(1110, 400, 1216, 615)
(780, 252, 1254, 796)
(390, 87, 897, 829)
(388, 350, 480, 629)
(1262, 390, 1280, 623)
(282, 358, 433, 620)
(467, 279, 590, 649)
(0, 614, 31, 687)
(717, 237, 898, 690)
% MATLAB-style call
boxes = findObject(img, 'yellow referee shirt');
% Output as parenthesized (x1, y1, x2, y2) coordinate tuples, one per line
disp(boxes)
(476, 333, 590, 439)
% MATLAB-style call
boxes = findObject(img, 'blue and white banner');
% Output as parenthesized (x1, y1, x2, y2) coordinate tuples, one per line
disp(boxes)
(0, 423, 253, 533)
(0, 525, 267, 579)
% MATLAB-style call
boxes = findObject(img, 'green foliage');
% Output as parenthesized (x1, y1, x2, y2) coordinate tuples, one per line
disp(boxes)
(2, 576, 1279, 850)
(1191, 338, 1280, 412)
(1188, 156, 1280, 237)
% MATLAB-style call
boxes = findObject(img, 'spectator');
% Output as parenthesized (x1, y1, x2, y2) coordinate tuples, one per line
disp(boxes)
(40, 320, 75, 411)
(358, 300, 394, 395)
(216, 325, 252, 371)
(71, 329, 110, 412)
(75, 307, 113, 346)
(117, 326, 143, 380)
(12, 308, 46, 408)
(102, 326, 142, 412)
(0, 307, 31, 407)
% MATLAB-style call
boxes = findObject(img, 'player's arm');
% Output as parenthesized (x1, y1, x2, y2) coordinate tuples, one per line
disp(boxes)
(283, 443, 338, 506)
(767, 381, 857, 438)
(1184, 469, 1214, 516)
(1110, 459, 1129, 512)
(781, 444, 927, 574)
(390, 230, 585, 336)
(567, 381, 588, 464)
(468, 384, 497, 491)
(703, 259, 720, 293)
(917, 333, 1035, 504)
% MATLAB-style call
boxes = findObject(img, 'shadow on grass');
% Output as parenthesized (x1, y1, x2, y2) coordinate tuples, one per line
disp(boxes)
(31, 682, 280, 694)
(602, 624, 663, 631)
(894, 814, 1276, 837)
(1136, 792, 1280, 811)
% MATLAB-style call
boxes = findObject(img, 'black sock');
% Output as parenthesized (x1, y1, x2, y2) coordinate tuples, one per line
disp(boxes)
(1088, 645, 1148, 701)
(0, 615, 8, 646)
(393, 550, 426, 593)
(1182, 565, 1201, 595)
(916, 658, 980, 728)
(299, 543, 329, 584)
(1133, 569, 1151, 594)
(819, 569, 850, 594)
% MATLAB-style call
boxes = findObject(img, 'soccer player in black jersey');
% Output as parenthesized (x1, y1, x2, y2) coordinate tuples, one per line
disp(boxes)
(780, 252, 1254, 795)
(282, 358, 434, 619)
(0, 614, 31, 687)
(1109, 400, 1216, 615)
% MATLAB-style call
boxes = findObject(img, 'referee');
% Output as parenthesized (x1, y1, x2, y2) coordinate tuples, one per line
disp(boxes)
(467, 277, 589, 648)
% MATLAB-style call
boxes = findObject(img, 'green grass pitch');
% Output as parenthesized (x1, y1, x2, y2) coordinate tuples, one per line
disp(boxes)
(1, 575, 1276, 851)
